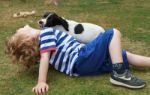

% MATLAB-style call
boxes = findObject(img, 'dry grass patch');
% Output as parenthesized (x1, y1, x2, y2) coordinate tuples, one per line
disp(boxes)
(122, 37, 150, 56)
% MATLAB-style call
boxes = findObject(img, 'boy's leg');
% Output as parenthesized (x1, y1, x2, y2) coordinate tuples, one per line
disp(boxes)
(109, 29, 123, 64)
(109, 29, 127, 74)
(109, 28, 145, 89)
(127, 52, 150, 67)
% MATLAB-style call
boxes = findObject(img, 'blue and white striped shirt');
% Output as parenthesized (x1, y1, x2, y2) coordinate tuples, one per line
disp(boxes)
(39, 28, 84, 76)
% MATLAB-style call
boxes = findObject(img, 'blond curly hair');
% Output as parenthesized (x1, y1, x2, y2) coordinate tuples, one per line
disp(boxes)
(5, 32, 40, 68)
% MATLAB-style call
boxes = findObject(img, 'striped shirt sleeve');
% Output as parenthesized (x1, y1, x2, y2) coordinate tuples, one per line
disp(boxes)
(39, 28, 56, 53)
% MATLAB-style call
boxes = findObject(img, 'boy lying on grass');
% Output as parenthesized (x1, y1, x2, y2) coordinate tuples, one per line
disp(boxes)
(5, 25, 150, 95)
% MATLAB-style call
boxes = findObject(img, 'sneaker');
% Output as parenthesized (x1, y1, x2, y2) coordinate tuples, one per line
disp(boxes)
(110, 69, 146, 89)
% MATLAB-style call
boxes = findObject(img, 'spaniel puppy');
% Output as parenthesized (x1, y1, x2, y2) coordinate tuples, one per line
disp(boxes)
(39, 12, 105, 43)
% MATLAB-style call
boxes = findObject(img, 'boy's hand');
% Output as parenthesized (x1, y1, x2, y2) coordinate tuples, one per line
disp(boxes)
(32, 82, 49, 95)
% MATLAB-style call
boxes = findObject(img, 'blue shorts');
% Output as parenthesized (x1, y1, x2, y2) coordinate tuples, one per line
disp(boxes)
(73, 29, 129, 76)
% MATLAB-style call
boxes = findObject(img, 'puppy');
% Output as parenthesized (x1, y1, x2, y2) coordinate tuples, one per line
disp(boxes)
(39, 12, 105, 43)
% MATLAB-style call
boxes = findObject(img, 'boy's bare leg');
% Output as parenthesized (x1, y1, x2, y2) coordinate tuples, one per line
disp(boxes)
(127, 52, 150, 67)
(109, 28, 123, 64)
(108, 28, 126, 74)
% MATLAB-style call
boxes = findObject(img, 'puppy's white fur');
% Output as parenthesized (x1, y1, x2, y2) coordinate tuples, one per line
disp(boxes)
(39, 12, 105, 43)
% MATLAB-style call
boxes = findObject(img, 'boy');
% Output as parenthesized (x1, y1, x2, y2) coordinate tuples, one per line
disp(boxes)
(6, 25, 150, 95)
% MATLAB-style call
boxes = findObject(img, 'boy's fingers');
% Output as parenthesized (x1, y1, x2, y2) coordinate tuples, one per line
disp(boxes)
(38, 88, 42, 94)
(35, 88, 39, 95)
(41, 87, 46, 93)
(46, 85, 49, 92)
(32, 84, 48, 95)
(32, 87, 36, 93)
(32, 87, 34, 92)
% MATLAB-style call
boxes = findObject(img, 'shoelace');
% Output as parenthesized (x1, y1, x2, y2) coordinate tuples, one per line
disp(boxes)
(125, 70, 134, 78)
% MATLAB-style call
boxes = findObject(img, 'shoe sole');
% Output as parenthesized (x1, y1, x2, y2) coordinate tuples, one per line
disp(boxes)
(110, 78, 145, 89)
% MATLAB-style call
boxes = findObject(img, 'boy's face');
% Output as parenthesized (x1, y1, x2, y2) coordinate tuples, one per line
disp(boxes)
(16, 25, 40, 38)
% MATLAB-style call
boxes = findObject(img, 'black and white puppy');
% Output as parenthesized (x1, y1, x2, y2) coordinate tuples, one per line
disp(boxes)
(39, 12, 105, 43)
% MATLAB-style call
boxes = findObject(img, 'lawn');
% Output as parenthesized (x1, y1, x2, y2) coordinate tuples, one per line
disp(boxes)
(0, 0, 150, 95)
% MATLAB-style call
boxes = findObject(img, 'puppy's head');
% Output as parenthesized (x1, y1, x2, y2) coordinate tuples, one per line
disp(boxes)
(38, 12, 69, 31)
(38, 12, 57, 28)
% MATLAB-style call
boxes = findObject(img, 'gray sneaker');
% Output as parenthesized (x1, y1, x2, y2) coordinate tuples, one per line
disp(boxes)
(110, 69, 146, 89)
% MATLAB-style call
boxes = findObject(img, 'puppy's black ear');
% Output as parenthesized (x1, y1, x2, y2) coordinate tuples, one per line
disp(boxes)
(57, 17, 69, 31)
(51, 13, 69, 31)
(46, 12, 69, 31)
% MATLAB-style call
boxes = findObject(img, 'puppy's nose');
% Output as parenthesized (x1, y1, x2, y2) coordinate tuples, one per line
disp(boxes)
(38, 21, 43, 24)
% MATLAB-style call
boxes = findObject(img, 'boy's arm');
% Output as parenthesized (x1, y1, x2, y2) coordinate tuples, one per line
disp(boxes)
(32, 52, 50, 95)
(38, 52, 50, 83)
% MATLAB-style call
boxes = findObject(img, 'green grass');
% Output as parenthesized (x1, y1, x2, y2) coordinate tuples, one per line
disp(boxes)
(0, 0, 150, 95)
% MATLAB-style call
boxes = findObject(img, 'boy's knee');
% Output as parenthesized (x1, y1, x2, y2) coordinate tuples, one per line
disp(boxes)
(113, 28, 122, 37)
